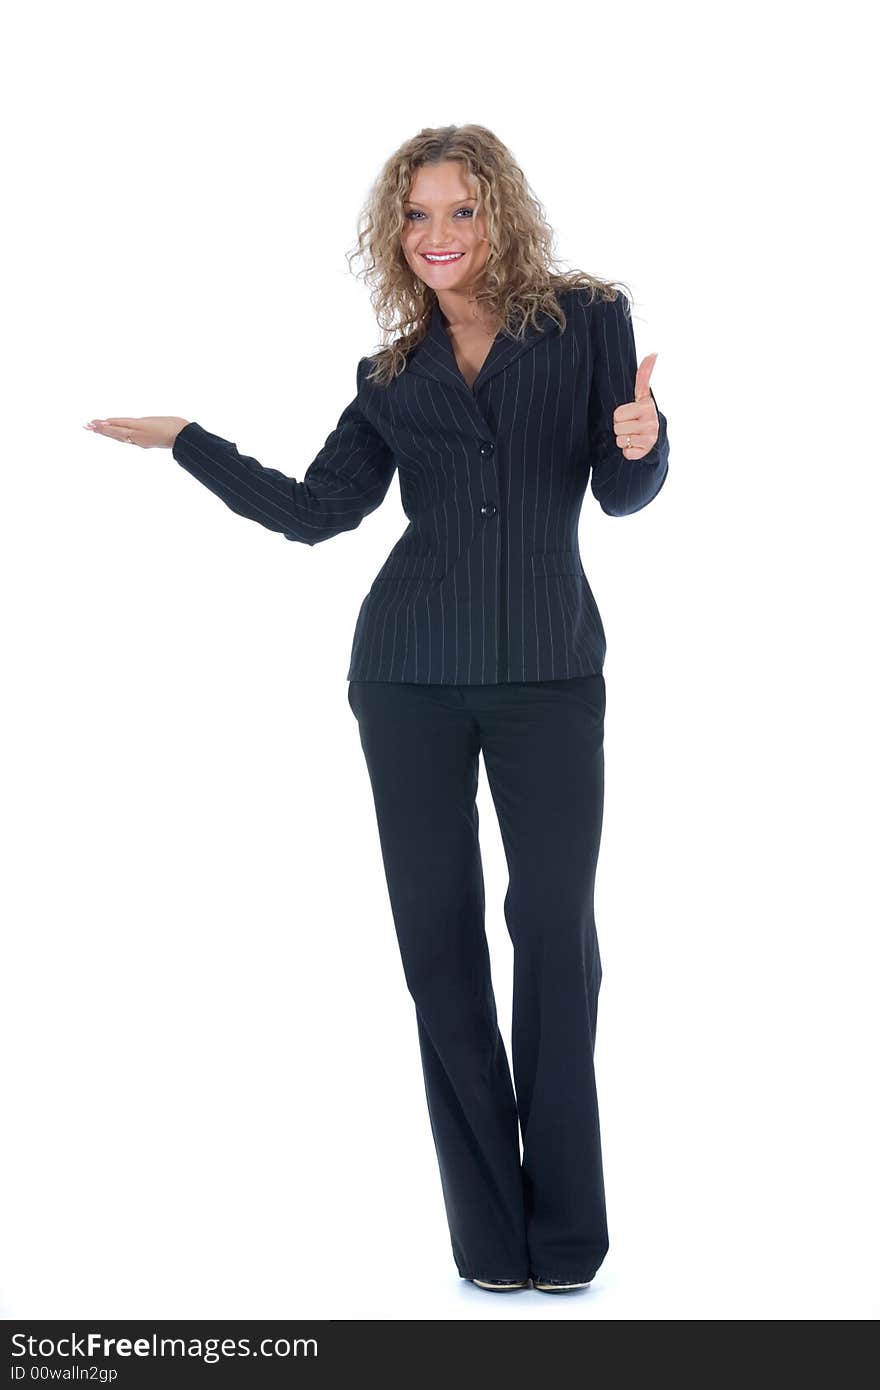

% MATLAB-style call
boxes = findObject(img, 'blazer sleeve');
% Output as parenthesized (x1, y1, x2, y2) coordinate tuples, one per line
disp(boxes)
(587, 292, 670, 517)
(171, 357, 397, 545)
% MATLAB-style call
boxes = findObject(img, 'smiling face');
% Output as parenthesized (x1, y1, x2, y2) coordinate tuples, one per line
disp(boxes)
(400, 160, 492, 302)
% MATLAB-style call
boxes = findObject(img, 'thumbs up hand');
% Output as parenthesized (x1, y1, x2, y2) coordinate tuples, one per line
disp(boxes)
(612, 353, 661, 460)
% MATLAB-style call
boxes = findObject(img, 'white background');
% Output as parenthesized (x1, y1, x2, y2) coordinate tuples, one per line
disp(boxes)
(2, 0, 877, 1321)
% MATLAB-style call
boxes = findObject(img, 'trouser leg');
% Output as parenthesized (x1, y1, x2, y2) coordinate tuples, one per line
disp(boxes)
(478, 674, 609, 1283)
(346, 680, 529, 1280)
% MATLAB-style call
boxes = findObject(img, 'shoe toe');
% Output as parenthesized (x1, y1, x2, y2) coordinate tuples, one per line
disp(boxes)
(471, 1277, 529, 1291)
(532, 1278, 591, 1292)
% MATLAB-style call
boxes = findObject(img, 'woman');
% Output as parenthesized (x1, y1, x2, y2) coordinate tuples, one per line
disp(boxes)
(85, 124, 670, 1295)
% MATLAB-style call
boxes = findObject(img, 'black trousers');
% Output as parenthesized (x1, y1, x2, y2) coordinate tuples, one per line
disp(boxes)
(346, 674, 608, 1284)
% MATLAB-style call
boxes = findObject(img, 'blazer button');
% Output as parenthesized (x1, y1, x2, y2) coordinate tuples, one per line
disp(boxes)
(480, 502, 497, 517)
(480, 441, 495, 455)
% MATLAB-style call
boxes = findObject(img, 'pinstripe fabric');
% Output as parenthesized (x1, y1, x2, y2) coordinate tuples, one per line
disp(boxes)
(172, 287, 669, 683)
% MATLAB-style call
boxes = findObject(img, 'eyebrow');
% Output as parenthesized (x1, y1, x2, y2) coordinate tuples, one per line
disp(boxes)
(403, 196, 478, 207)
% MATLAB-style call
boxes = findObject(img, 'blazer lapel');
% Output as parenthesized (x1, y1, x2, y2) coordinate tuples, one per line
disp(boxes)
(406, 298, 559, 397)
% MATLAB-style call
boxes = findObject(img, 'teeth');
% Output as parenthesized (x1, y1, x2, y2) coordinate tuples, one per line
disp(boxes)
(425, 253, 463, 262)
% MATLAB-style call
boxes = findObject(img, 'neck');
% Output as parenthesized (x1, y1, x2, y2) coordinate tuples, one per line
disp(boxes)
(437, 290, 496, 335)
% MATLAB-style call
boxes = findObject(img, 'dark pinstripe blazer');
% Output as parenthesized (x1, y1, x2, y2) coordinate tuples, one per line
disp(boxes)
(172, 286, 669, 684)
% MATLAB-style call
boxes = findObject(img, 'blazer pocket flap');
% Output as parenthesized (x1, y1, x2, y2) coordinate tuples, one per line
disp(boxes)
(374, 555, 446, 582)
(531, 550, 583, 577)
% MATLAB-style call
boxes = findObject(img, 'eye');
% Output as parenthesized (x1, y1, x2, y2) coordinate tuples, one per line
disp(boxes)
(404, 207, 476, 221)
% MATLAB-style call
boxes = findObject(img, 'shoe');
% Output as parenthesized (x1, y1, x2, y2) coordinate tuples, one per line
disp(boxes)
(470, 1277, 530, 1291)
(532, 1278, 591, 1292)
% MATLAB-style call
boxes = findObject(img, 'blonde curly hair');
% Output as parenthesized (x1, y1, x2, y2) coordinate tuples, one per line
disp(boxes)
(346, 123, 632, 387)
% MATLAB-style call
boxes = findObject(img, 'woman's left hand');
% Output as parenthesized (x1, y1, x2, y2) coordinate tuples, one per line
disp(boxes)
(613, 354, 660, 460)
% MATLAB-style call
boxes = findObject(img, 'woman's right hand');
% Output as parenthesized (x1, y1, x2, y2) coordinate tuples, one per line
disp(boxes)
(84, 416, 191, 449)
